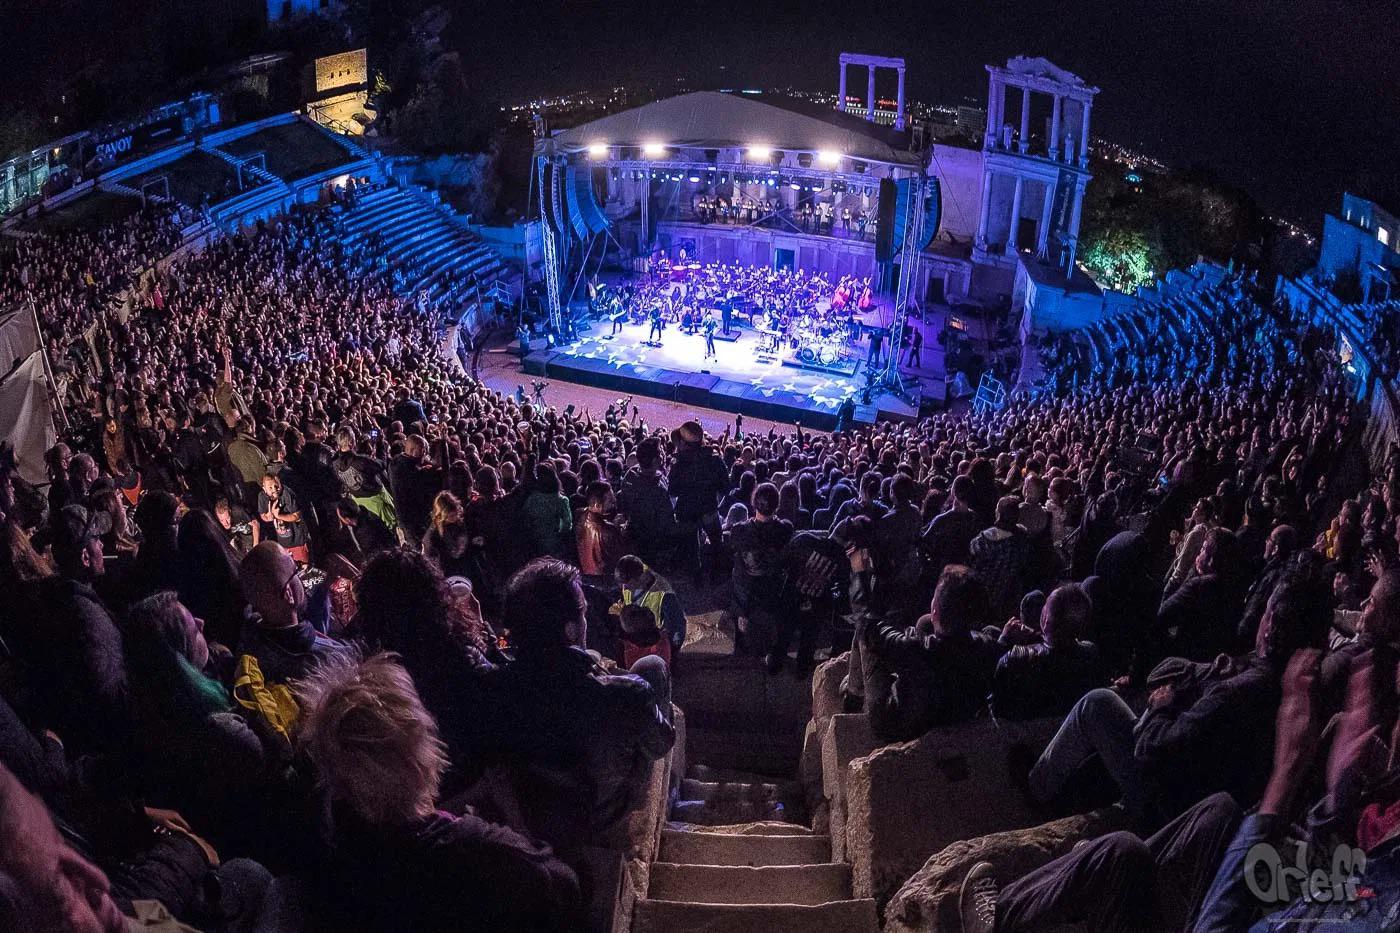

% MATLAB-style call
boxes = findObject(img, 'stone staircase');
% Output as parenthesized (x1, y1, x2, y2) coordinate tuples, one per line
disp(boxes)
(334, 186, 504, 296)
(300, 114, 371, 160)
(201, 144, 283, 188)
(635, 762, 879, 933)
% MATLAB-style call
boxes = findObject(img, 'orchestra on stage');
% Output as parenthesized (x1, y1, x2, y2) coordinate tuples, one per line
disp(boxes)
(591, 256, 880, 371)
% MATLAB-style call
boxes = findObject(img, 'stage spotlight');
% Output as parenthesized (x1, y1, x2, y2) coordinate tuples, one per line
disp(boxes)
(643, 142, 667, 158)
(818, 150, 841, 166)
(748, 145, 772, 160)
(588, 144, 608, 159)
(790, 182, 802, 190)
(688, 175, 701, 183)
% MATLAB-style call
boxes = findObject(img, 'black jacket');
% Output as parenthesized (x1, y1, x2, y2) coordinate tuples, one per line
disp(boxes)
(479, 647, 674, 855)
(1134, 656, 1282, 816)
(864, 617, 1005, 741)
(389, 455, 441, 537)
(991, 640, 1106, 721)
(1155, 572, 1243, 663)
(317, 806, 581, 932)
(239, 618, 352, 685)
(667, 447, 728, 521)
(17, 578, 131, 757)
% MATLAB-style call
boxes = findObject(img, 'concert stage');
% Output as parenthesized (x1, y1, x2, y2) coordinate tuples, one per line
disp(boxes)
(520, 317, 931, 430)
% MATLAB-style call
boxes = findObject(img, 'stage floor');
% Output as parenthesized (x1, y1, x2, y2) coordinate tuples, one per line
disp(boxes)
(522, 317, 936, 429)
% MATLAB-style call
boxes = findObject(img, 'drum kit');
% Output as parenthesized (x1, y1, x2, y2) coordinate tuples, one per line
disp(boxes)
(796, 343, 844, 366)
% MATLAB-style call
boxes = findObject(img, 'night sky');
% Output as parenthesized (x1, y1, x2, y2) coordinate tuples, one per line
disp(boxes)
(4, 1, 1395, 224)
(452, 0, 1399, 223)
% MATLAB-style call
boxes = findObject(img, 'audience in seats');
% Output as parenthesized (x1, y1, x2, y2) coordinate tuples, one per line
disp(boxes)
(3, 193, 1398, 930)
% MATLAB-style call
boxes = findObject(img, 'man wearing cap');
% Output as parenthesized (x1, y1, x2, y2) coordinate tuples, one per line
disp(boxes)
(22, 505, 131, 757)
(666, 420, 728, 586)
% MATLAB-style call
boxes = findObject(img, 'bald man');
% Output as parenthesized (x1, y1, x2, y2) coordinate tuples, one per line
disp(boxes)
(239, 542, 351, 684)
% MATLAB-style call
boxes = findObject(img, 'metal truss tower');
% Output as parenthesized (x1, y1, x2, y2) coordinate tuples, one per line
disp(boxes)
(536, 156, 564, 335)
(873, 174, 925, 398)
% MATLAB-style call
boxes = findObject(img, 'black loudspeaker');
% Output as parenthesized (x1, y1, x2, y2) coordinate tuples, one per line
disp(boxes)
(875, 178, 898, 263)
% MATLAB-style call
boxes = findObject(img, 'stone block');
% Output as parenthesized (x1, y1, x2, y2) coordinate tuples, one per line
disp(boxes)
(616, 704, 684, 932)
(819, 713, 880, 864)
(820, 714, 879, 806)
(844, 717, 1062, 906)
(802, 654, 851, 802)
(882, 808, 1130, 933)
(800, 718, 824, 802)
(810, 652, 850, 725)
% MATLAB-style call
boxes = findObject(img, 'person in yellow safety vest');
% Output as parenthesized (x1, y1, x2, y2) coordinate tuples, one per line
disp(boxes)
(612, 555, 687, 654)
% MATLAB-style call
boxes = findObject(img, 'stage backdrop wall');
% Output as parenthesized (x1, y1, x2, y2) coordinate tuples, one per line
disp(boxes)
(928, 144, 983, 242)
(652, 222, 879, 280)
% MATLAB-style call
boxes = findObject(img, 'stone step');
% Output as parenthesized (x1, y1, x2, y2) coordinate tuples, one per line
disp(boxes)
(689, 764, 802, 789)
(632, 898, 878, 933)
(679, 778, 797, 803)
(666, 819, 813, 836)
(671, 797, 790, 826)
(659, 829, 831, 867)
(648, 862, 853, 906)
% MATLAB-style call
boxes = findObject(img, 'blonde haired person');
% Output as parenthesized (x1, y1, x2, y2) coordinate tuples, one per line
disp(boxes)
(296, 653, 580, 931)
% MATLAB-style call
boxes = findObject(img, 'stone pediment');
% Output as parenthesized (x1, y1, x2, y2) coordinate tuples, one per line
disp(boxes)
(1005, 55, 1084, 86)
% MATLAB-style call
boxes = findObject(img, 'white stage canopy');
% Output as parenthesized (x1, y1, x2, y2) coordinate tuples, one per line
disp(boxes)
(544, 92, 921, 169)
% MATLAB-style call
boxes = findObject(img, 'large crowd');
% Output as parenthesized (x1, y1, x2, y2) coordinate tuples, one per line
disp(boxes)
(0, 191, 1397, 932)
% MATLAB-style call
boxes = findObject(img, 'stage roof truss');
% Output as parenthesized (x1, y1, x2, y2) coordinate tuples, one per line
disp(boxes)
(595, 158, 902, 192)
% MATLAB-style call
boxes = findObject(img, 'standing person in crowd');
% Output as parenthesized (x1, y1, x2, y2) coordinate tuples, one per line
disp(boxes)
(617, 437, 676, 565)
(522, 462, 572, 559)
(576, 482, 627, 588)
(970, 496, 1033, 621)
(389, 434, 440, 548)
(667, 421, 728, 586)
(333, 426, 396, 532)
(921, 475, 984, 585)
(726, 483, 795, 652)
(422, 490, 473, 580)
(257, 472, 310, 565)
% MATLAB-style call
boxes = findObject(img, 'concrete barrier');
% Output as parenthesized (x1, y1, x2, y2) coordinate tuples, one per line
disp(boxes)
(882, 807, 1129, 933)
(844, 717, 1062, 906)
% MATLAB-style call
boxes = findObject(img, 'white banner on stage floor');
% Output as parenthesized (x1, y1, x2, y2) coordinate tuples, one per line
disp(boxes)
(0, 351, 57, 485)
(0, 308, 40, 378)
